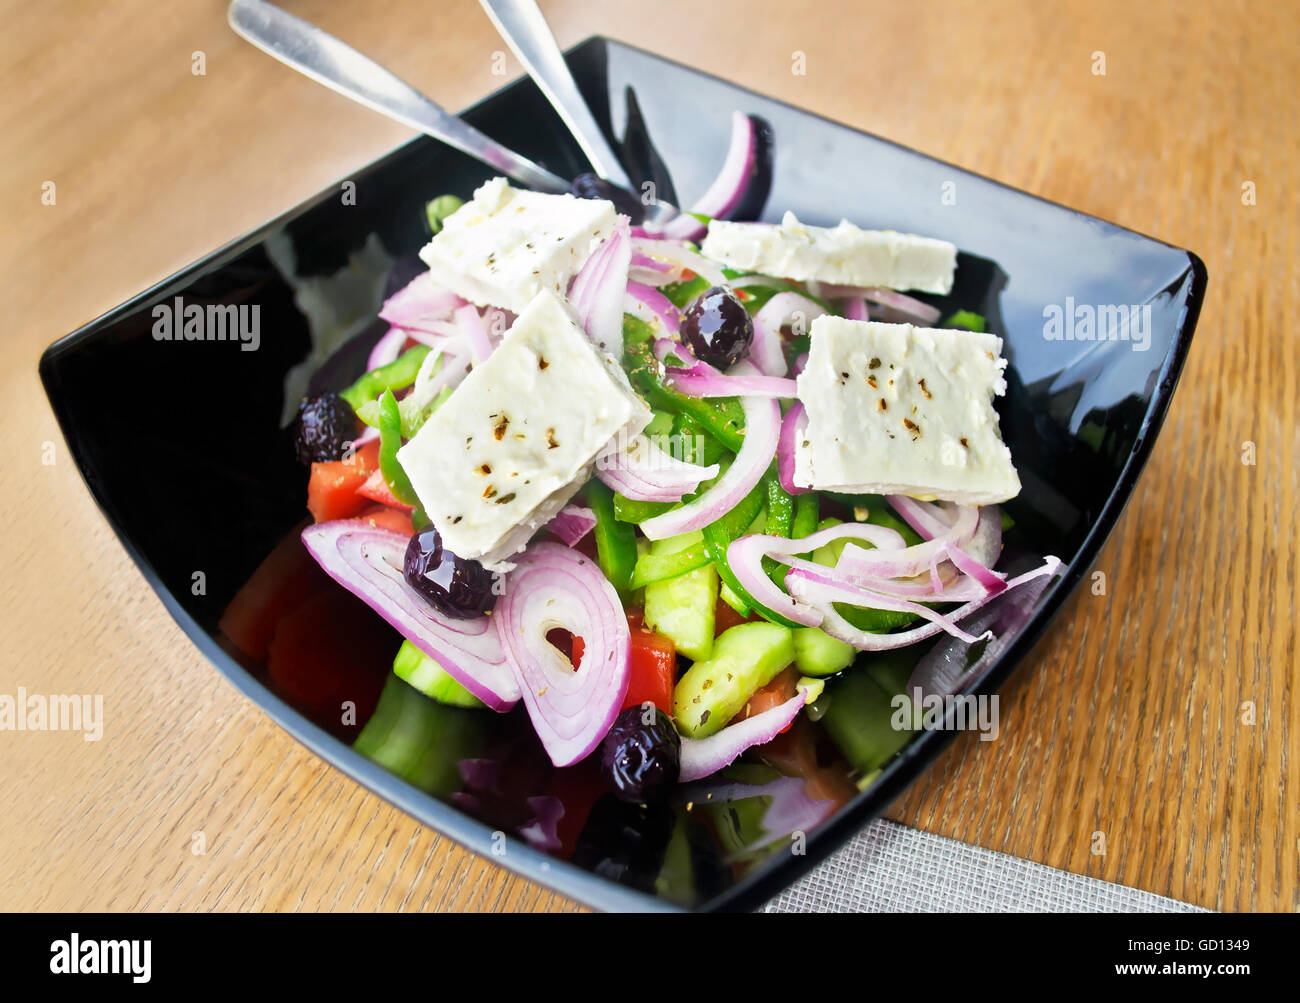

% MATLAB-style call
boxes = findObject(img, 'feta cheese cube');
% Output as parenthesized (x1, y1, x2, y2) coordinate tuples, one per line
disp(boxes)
(419, 177, 616, 314)
(397, 290, 651, 569)
(794, 316, 1020, 505)
(701, 211, 957, 294)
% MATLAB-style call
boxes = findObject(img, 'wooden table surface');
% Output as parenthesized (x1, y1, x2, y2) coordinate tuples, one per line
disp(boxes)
(2, 0, 1295, 913)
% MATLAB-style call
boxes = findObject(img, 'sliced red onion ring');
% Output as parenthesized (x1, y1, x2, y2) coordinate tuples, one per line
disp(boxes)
(665, 364, 798, 399)
(776, 400, 809, 495)
(639, 363, 781, 539)
(814, 284, 941, 326)
(300, 522, 518, 710)
(791, 352, 809, 376)
(787, 556, 1061, 652)
(834, 504, 979, 581)
(679, 690, 806, 783)
(595, 434, 720, 502)
(726, 522, 909, 628)
(350, 425, 380, 450)
(656, 111, 762, 241)
(454, 304, 494, 364)
(842, 296, 869, 321)
(886, 494, 955, 540)
(366, 326, 407, 372)
(788, 564, 988, 643)
(498, 543, 631, 767)
(569, 218, 631, 354)
(750, 293, 828, 377)
(378, 272, 463, 333)
(631, 238, 728, 288)
(547, 505, 597, 547)
(624, 281, 680, 335)
(408, 343, 470, 410)
(946, 543, 1007, 595)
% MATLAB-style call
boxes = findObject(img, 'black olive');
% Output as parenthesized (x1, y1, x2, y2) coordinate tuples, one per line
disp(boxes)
(402, 526, 497, 619)
(571, 795, 676, 893)
(680, 286, 754, 368)
(293, 392, 359, 464)
(600, 705, 681, 802)
(568, 172, 647, 224)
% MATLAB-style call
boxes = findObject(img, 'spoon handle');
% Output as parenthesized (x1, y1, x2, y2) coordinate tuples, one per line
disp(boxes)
(228, 0, 570, 193)
(478, 0, 633, 190)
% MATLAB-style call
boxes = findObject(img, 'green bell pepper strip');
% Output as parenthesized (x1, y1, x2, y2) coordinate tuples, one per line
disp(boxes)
(765, 479, 794, 538)
(340, 345, 431, 411)
(622, 338, 747, 452)
(613, 493, 675, 524)
(701, 477, 804, 628)
(792, 492, 820, 540)
(377, 390, 419, 506)
(587, 481, 638, 596)
(628, 539, 711, 590)
(941, 309, 987, 333)
(763, 479, 795, 588)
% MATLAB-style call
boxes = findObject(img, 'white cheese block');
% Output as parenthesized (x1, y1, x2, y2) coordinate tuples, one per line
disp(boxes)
(701, 211, 957, 294)
(419, 177, 617, 314)
(397, 289, 651, 570)
(794, 316, 1020, 505)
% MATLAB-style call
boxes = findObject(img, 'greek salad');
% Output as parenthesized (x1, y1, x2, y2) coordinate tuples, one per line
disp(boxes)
(268, 112, 1059, 825)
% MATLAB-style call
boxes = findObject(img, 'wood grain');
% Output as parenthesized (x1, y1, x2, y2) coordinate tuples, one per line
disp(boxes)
(0, 0, 1293, 912)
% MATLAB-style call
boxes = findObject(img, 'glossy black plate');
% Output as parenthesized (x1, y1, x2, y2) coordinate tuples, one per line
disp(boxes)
(39, 36, 1204, 912)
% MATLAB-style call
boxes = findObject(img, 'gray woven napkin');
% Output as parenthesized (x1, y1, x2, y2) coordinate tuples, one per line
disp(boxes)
(764, 819, 1207, 913)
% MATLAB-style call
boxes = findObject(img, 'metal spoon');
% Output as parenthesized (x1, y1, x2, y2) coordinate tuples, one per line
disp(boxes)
(227, 0, 569, 193)
(478, 0, 679, 228)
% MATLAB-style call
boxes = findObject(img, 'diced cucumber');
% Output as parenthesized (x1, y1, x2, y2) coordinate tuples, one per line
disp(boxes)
(353, 674, 485, 795)
(819, 671, 915, 775)
(644, 534, 718, 660)
(718, 579, 750, 617)
(793, 626, 856, 676)
(630, 530, 710, 589)
(673, 622, 794, 738)
(393, 640, 486, 709)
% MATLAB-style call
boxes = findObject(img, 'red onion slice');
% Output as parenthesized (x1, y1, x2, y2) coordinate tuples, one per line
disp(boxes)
(750, 293, 828, 377)
(498, 543, 631, 767)
(656, 111, 761, 242)
(630, 238, 728, 287)
(842, 296, 869, 321)
(886, 495, 954, 540)
(596, 433, 720, 503)
(665, 365, 798, 399)
(776, 400, 809, 495)
(725, 521, 909, 629)
(378, 272, 463, 333)
(624, 281, 681, 335)
(569, 218, 631, 354)
(679, 690, 806, 783)
(638, 363, 781, 539)
(547, 505, 597, 547)
(366, 326, 408, 372)
(300, 522, 519, 710)
(787, 556, 1062, 652)
(812, 283, 942, 326)
(454, 304, 494, 364)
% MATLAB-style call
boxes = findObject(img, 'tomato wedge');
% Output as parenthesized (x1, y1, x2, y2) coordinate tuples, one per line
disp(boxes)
(306, 440, 380, 523)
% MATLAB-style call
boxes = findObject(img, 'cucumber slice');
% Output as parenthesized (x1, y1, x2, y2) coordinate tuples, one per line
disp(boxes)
(353, 674, 485, 795)
(673, 622, 795, 738)
(793, 625, 856, 676)
(644, 535, 718, 660)
(819, 671, 915, 775)
(392, 639, 486, 709)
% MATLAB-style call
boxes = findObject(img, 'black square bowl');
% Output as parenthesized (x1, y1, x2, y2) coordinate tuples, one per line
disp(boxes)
(39, 36, 1204, 912)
